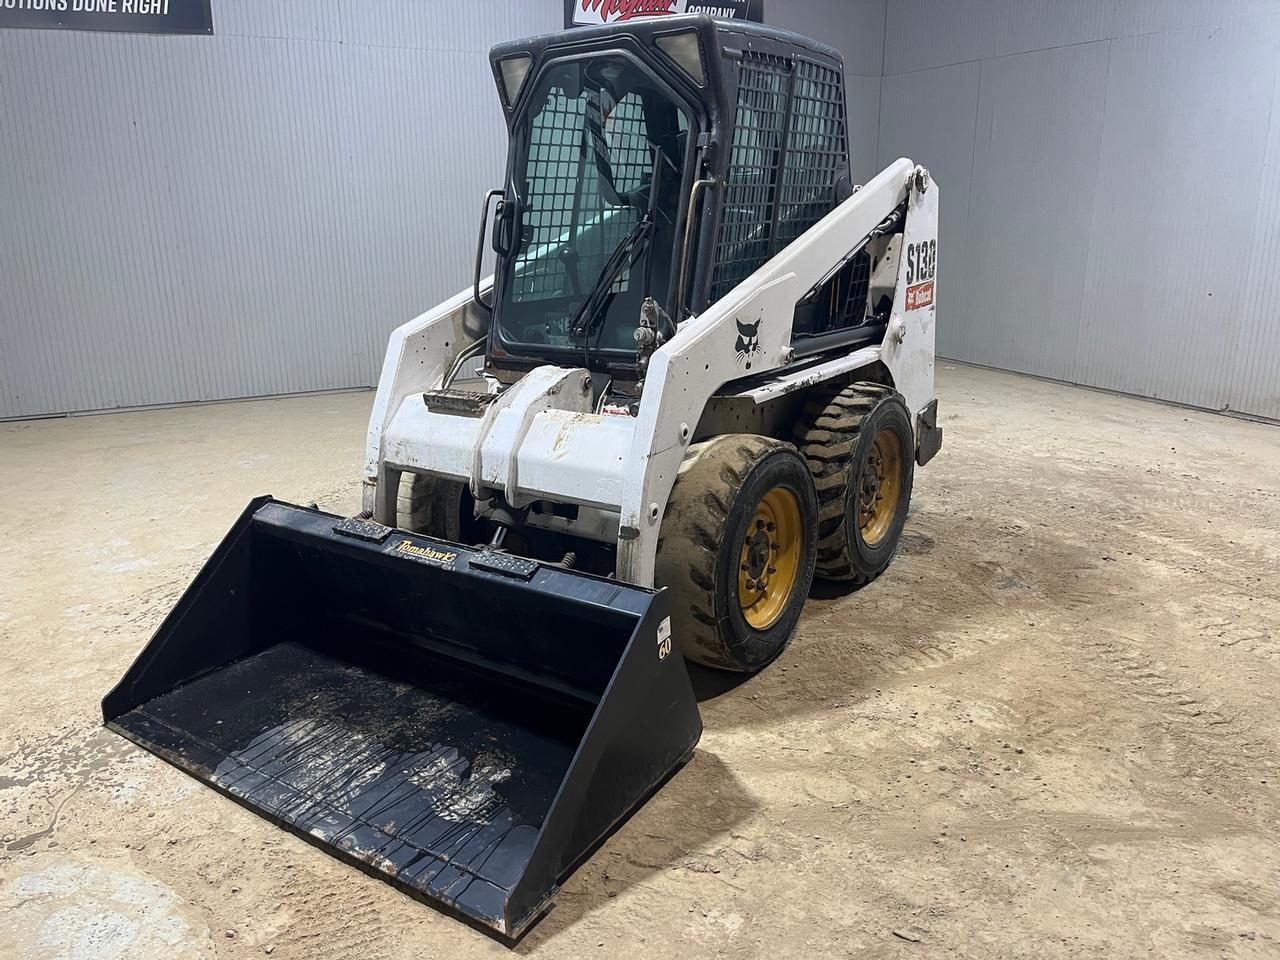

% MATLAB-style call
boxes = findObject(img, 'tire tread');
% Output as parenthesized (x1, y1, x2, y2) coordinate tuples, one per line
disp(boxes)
(655, 435, 804, 670)
(792, 381, 897, 584)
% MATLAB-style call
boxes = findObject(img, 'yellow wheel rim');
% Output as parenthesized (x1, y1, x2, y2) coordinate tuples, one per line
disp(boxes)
(858, 428, 903, 547)
(738, 486, 803, 630)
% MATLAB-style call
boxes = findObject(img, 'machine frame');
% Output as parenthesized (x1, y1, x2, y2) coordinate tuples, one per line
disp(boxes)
(363, 156, 938, 586)
(361, 15, 940, 587)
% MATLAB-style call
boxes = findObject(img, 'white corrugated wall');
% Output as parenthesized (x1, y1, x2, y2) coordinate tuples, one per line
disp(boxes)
(0, 0, 559, 418)
(877, 0, 1280, 420)
(14, 2, 1273, 421)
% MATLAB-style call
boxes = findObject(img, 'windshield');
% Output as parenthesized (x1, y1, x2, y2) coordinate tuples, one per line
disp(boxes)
(496, 56, 689, 361)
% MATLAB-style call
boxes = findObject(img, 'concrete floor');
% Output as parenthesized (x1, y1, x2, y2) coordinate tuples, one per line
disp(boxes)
(2, 363, 1278, 960)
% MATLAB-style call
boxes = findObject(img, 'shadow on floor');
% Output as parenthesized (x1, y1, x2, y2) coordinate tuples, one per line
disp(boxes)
(684, 506, 1108, 731)
(514, 748, 757, 951)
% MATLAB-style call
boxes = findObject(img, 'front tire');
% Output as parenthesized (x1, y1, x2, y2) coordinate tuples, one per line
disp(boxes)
(655, 435, 818, 672)
(397, 472, 468, 540)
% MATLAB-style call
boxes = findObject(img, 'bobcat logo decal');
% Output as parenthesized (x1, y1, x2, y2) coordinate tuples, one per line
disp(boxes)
(735, 318, 761, 366)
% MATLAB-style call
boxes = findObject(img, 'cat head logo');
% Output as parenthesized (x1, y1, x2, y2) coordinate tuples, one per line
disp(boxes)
(735, 318, 761, 366)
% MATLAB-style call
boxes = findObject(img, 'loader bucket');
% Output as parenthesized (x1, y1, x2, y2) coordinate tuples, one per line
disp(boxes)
(103, 498, 701, 939)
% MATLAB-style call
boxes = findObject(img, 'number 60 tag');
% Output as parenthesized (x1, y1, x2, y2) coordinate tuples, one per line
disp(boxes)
(657, 616, 672, 661)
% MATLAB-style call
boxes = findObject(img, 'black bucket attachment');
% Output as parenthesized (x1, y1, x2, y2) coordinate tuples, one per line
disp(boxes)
(103, 498, 701, 939)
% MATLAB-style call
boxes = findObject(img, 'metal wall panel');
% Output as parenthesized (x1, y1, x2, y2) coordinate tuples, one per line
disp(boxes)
(962, 41, 1110, 380)
(845, 73, 883, 182)
(0, 0, 560, 418)
(212, 0, 342, 40)
(336, 0, 526, 52)
(1112, 0, 1280, 36)
(771, 0, 886, 75)
(880, 0, 1280, 420)
(986, 0, 1117, 59)
(884, 0, 1280, 67)
(1078, 20, 1280, 411)
(883, 0, 997, 75)
(878, 60, 981, 359)
(1234, 62, 1280, 417)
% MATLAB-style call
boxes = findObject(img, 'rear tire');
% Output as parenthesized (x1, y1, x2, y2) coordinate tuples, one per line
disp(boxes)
(655, 435, 818, 672)
(794, 382, 915, 585)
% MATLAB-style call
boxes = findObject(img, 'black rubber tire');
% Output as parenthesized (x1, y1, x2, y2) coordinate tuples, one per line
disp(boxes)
(654, 435, 818, 672)
(794, 382, 915, 585)
(397, 472, 467, 540)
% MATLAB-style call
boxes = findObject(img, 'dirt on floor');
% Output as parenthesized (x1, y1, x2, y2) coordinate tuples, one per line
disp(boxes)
(2, 363, 1278, 960)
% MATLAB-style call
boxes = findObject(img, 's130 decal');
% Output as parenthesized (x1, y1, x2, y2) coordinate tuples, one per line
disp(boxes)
(905, 239, 936, 311)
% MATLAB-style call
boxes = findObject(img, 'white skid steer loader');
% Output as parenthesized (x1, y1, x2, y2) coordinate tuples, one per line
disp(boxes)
(104, 15, 941, 941)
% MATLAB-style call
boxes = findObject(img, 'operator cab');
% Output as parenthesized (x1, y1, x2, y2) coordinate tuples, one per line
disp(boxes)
(480, 16, 883, 383)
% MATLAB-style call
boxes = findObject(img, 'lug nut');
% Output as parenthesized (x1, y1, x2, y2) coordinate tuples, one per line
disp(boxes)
(745, 578, 757, 590)
(767, 565, 777, 574)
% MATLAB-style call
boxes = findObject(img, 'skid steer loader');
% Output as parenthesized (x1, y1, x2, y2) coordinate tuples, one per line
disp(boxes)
(104, 15, 941, 941)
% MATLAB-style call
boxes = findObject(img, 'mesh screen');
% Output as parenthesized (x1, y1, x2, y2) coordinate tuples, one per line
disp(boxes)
(710, 54, 848, 305)
(710, 53, 790, 303)
(605, 97, 651, 196)
(839, 249, 872, 328)
(512, 93, 649, 303)
(777, 60, 849, 249)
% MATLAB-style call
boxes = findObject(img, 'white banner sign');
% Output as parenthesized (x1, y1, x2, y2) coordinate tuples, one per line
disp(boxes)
(569, 0, 762, 27)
